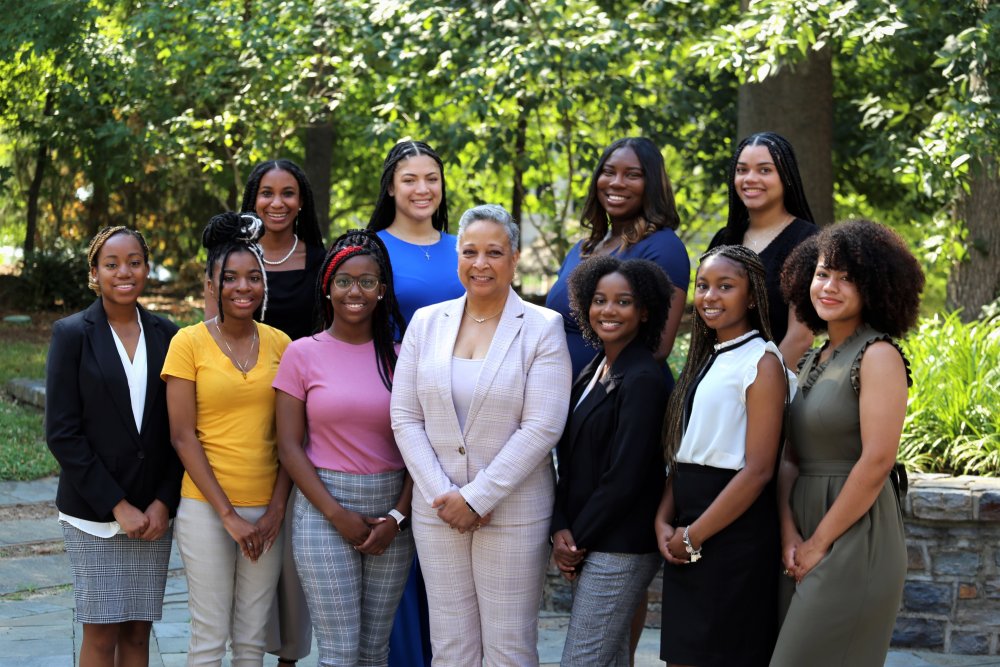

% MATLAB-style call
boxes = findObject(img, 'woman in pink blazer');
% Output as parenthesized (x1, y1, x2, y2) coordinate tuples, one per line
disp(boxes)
(391, 204, 572, 666)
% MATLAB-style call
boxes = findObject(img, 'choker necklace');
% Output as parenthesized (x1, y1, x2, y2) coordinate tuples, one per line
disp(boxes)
(464, 305, 503, 324)
(263, 234, 298, 266)
(215, 319, 258, 379)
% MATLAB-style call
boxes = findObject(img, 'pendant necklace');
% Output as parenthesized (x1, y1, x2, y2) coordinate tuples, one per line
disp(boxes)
(464, 306, 503, 324)
(263, 234, 299, 266)
(215, 319, 257, 379)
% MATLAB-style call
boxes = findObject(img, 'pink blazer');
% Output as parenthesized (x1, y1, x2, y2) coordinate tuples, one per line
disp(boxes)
(391, 288, 572, 525)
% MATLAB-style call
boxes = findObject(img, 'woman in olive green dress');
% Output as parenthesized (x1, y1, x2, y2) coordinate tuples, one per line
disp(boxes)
(770, 219, 924, 667)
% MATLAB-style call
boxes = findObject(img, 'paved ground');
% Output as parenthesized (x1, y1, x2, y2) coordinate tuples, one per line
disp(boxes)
(2, 477, 998, 666)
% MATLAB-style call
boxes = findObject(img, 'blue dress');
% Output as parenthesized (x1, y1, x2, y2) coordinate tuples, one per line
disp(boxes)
(545, 228, 690, 386)
(378, 229, 463, 667)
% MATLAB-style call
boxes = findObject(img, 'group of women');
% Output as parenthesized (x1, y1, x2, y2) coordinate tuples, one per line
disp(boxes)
(46, 131, 923, 667)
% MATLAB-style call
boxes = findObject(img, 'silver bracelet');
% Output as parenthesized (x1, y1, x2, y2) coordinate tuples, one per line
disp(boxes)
(683, 525, 702, 563)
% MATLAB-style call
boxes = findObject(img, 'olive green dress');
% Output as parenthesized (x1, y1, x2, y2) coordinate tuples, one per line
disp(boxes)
(770, 325, 908, 667)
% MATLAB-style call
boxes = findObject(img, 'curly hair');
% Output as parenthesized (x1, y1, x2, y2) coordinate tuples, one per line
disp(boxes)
(202, 212, 268, 322)
(241, 159, 324, 247)
(366, 140, 449, 233)
(580, 137, 680, 256)
(567, 256, 673, 353)
(780, 219, 924, 338)
(663, 245, 772, 464)
(718, 132, 815, 244)
(316, 230, 405, 391)
(87, 226, 150, 294)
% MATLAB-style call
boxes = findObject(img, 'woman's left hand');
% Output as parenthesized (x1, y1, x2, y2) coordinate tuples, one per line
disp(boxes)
(254, 505, 285, 554)
(432, 491, 481, 533)
(790, 537, 828, 582)
(666, 528, 692, 563)
(355, 517, 395, 555)
(140, 500, 170, 541)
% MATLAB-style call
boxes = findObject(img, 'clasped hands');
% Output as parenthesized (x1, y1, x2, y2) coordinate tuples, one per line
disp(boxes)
(432, 490, 492, 533)
(112, 498, 170, 542)
(552, 529, 586, 581)
(781, 530, 827, 583)
(222, 504, 284, 563)
(654, 520, 693, 566)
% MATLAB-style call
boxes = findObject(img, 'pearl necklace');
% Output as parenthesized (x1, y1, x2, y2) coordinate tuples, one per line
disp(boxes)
(464, 306, 503, 324)
(215, 319, 257, 379)
(262, 234, 299, 266)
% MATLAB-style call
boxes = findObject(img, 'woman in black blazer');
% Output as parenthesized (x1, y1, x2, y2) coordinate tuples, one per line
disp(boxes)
(45, 226, 181, 667)
(550, 256, 673, 665)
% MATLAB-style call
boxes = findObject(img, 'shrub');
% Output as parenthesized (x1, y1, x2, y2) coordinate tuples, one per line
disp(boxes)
(899, 311, 1000, 476)
(17, 241, 94, 311)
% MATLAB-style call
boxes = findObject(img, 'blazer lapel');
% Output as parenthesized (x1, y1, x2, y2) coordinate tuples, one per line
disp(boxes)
(434, 297, 466, 438)
(85, 300, 142, 446)
(139, 306, 165, 437)
(566, 355, 615, 449)
(462, 288, 524, 437)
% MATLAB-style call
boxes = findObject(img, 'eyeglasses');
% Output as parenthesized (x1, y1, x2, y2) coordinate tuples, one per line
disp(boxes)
(331, 274, 380, 292)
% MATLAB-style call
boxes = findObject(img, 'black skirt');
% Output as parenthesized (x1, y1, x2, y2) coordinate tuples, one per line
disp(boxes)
(660, 463, 780, 667)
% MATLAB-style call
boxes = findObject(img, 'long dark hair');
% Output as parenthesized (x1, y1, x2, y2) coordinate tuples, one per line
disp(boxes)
(721, 132, 814, 243)
(316, 230, 405, 391)
(580, 137, 680, 256)
(203, 212, 268, 322)
(241, 159, 324, 247)
(366, 141, 449, 233)
(663, 245, 771, 465)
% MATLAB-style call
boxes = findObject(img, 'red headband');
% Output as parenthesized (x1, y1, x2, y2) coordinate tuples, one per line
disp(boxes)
(321, 245, 365, 294)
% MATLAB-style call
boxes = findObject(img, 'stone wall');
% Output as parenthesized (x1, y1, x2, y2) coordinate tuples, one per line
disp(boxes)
(893, 473, 1000, 656)
(541, 473, 1000, 657)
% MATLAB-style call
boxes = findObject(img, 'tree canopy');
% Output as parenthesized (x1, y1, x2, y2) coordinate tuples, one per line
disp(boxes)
(0, 0, 995, 314)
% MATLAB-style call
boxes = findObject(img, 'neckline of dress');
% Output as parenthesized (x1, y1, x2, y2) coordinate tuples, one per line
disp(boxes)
(714, 329, 761, 352)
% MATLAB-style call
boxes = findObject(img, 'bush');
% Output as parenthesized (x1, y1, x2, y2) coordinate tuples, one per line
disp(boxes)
(899, 311, 1000, 476)
(17, 241, 94, 311)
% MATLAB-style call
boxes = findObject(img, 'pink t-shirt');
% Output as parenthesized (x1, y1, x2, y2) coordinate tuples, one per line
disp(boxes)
(273, 333, 404, 474)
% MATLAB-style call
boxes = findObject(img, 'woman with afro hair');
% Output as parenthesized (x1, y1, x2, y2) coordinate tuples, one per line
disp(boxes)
(771, 219, 924, 667)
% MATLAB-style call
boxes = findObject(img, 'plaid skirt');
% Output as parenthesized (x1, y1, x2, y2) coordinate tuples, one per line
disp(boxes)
(61, 521, 172, 624)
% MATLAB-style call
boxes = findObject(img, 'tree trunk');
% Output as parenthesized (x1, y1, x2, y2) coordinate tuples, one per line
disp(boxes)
(23, 90, 54, 256)
(947, 156, 1000, 320)
(511, 107, 527, 250)
(737, 47, 834, 227)
(304, 121, 334, 242)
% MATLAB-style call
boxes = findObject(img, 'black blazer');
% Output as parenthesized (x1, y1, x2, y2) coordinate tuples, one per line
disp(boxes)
(45, 299, 182, 521)
(551, 338, 668, 554)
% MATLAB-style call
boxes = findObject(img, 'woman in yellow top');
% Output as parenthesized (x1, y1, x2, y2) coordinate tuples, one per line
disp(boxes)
(162, 212, 292, 666)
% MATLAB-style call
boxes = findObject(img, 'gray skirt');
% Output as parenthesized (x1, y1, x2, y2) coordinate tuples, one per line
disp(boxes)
(61, 521, 172, 624)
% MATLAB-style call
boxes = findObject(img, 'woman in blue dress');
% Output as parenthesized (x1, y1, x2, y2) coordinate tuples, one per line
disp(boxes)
(367, 140, 463, 666)
(545, 137, 689, 385)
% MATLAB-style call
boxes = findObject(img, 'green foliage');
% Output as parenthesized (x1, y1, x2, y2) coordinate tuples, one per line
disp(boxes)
(899, 312, 1000, 476)
(17, 242, 94, 311)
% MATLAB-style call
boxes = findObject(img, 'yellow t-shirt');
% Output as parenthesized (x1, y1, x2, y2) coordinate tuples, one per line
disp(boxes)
(161, 322, 290, 506)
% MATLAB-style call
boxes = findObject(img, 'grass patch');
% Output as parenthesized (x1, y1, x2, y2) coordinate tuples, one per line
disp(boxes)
(0, 318, 52, 481)
(0, 399, 55, 480)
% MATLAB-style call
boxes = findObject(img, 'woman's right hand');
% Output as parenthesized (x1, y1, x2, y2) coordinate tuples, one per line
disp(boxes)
(781, 528, 804, 578)
(330, 508, 374, 547)
(552, 529, 586, 581)
(221, 511, 262, 562)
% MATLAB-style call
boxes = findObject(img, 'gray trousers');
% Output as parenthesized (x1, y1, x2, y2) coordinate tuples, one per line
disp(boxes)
(294, 469, 414, 667)
(561, 551, 660, 667)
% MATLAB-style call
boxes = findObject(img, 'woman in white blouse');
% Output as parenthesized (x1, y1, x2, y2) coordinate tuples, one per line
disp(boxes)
(655, 245, 795, 667)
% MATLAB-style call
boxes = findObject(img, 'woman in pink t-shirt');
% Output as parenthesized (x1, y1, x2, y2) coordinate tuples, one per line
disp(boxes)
(274, 230, 414, 666)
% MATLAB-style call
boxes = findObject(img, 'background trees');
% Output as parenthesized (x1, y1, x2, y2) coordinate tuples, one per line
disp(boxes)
(0, 0, 995, 316)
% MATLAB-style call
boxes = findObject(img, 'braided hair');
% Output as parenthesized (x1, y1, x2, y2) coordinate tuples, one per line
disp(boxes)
(366, 141, 449, 233)
(721, 132, 815, 244)
(316, 229, 405, 391)
(240, 159, 324, 247)
(580, 137, 680, 256)
(663, 245, 772, 464)
(203, 212, 268, 322)
(87, 226, 150, 294)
